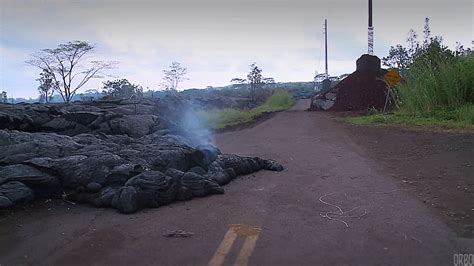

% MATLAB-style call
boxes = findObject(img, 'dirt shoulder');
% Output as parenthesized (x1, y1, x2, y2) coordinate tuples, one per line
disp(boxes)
(341, 122, 474, 238)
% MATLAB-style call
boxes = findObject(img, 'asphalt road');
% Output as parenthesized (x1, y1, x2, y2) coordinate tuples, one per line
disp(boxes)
(1, 100, 472, 266)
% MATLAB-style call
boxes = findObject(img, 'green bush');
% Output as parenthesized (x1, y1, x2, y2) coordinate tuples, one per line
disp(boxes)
(345, 36, 473, 129)
(398, 50, 474, 119)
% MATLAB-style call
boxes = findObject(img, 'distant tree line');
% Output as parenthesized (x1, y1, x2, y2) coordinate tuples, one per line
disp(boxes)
(23, 40, 331, 105)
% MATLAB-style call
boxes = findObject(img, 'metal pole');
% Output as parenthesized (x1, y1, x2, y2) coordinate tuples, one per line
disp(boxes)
(368, 0, 374, 55)
(324, 19, 328, 77)
(368, 0, 372, 27)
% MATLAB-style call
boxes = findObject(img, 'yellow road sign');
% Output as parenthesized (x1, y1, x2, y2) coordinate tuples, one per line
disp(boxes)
(384, 69, 401, 87)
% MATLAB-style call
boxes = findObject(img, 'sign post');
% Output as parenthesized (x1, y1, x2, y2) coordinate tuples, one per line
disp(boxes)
(382, 69, 401, 112)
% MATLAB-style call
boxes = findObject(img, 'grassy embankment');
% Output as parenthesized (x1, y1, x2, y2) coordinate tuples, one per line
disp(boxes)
(198, 90, 295, 130)
(345, 49, 474, 129)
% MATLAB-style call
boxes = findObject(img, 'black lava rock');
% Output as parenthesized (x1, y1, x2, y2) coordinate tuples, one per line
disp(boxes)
(0, 99, 284, 214)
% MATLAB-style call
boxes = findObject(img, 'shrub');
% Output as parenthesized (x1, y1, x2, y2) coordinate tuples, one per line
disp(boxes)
(398, 47, 474, 120)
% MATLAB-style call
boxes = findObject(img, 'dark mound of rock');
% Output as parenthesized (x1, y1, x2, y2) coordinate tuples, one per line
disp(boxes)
(310, 54, 390, 111)
(0, 96, 284, 214)
(0, 98, 175, 138)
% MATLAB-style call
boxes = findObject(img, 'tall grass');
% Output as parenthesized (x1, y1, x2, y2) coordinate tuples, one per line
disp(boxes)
(398, 53, 474, 121)
(345, 47, 474, 128)
(198, 90, 295, 130)
(254, 89, 295, 113)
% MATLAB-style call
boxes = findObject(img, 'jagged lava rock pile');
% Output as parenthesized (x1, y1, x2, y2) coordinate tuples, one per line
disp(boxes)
(310, 54, 390, 111)
(0, 96, 283, 213)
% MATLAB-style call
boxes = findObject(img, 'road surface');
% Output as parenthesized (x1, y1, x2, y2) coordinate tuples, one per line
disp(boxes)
(0, 100, 472, 266)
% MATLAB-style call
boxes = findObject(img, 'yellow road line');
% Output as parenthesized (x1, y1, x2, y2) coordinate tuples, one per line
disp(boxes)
(208, 224, 262, 266)
(208, 227, 238, 266)
(234, 234, 260, 266)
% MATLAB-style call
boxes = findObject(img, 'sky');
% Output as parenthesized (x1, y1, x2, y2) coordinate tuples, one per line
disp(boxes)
(0, 0, 473, 98)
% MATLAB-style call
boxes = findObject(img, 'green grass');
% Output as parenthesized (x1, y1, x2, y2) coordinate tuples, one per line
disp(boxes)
(198, 90, 295, 130)
(344, 104, 474, 129)
(346, 48, 474, 130)
(398, 53, 474, 116)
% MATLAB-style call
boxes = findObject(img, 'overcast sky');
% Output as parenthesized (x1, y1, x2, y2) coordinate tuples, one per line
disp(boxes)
(1, 0, 472, 98)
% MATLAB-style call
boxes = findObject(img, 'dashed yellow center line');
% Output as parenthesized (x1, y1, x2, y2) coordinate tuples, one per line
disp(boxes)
(208, 227, 239, 266)
(208, 224, 262, 266)
(234, 233, 260, 266)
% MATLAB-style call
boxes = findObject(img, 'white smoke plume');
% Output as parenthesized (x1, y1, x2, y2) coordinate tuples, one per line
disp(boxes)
(179, 106, 214, 148)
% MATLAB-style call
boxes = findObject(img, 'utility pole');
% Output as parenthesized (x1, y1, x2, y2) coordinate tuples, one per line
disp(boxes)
(313, 19, 330, 92)
(368, 0, 374, 55)
(324, 19, 328, 78)
(321, 19, 331, 92)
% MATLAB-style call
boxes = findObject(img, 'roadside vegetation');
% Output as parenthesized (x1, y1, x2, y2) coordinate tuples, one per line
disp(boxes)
(198, 90, 295, 130)
(346, 18, 474, 129)
(346, 108, 473, 129)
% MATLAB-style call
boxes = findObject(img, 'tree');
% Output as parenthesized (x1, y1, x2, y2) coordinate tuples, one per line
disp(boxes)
(406, 29, 420, 58)
(412, 37, 453, 67)
(1, 91, 7, 104)
(231, 63, 274, 102)
(423, 17, 431, 48)
(102, 79, 140, 99)
(263, 77, 275, 84)
(163, 62, 188, 91)
(37, 69, 57, 103)
(454, 42, 472, 56)
(247, 63, 263, 101)
(27, 41, 115, 103)
(135, 86, 144, 99)
(382, 45, 410, 70)
(230, 78, 246, 84)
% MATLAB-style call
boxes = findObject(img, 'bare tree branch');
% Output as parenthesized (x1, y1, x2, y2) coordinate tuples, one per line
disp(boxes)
(26, 41, 115, 103)
(162, 62, 188, 91)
